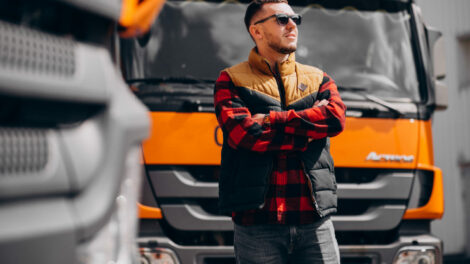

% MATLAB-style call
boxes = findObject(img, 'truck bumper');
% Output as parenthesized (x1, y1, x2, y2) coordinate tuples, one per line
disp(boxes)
(138, 234, 442, 264)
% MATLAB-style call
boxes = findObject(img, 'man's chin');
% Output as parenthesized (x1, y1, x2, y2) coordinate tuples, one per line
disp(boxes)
(280, 42, 297, 54)
(269, 41, 297, 54)
(279, 46, 297, 54)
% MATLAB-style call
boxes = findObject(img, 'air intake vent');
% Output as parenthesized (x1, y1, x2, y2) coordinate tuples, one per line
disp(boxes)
(0, 21, 75, 76)
(0, 128, 48, 174)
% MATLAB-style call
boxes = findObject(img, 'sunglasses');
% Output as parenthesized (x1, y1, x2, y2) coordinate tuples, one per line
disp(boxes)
(253, 13, 302, 26)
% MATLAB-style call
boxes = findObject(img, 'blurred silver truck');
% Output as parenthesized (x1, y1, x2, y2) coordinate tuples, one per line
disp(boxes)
(0, 0, 164, 263)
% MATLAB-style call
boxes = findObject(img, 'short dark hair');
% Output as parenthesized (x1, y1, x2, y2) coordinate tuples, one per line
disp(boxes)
(244, 0, 288, 31)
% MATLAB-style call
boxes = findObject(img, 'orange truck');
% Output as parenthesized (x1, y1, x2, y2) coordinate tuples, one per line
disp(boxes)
(120, 0, 448, 263)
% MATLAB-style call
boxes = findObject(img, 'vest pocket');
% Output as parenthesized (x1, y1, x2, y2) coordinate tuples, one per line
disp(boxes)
(306, 168, 336, 192)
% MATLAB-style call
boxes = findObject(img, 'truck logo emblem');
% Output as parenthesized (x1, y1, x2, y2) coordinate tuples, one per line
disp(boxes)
(366, 152, 414, 162)
(214, 126, 223, 147)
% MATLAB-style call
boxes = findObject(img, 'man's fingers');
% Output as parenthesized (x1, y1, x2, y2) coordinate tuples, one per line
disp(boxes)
(314, 99, 329, 107)
(252, 114, 265, 125)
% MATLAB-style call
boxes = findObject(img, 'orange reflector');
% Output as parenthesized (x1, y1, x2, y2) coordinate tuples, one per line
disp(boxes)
(119, 0, 166, 38)
(403, 164, 444, 219)
(138, 203, 163, 219)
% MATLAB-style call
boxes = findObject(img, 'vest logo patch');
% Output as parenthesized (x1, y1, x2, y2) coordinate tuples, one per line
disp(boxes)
(298, 83, 308, 91)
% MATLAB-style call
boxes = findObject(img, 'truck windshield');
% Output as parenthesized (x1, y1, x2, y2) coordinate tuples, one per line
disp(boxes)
(121, 1, 420, 102)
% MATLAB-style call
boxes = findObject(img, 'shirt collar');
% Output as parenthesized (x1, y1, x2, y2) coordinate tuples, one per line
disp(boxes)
(248, 47, 296, 76)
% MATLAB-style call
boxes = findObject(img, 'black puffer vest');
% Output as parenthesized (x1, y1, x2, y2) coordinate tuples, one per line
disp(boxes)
(218, 49, 337, 218)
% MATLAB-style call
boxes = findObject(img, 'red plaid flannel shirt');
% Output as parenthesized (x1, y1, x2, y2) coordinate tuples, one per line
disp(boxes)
(214, 71, 345, 225)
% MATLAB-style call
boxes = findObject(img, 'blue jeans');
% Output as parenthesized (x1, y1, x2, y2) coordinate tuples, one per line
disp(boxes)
(234, 217, 340, 264)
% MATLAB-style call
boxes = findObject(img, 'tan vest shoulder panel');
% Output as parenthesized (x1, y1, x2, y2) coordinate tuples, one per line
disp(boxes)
(286, 63, 323, 106)
(224, 61, 324, 106)
(224, 62, 280, 101)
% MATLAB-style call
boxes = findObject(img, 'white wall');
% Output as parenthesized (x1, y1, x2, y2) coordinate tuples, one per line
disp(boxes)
(415, 0, 470, 256)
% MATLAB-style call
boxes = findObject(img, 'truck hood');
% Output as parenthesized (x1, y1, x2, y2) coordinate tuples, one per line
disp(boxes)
(331, 117, 428, 169)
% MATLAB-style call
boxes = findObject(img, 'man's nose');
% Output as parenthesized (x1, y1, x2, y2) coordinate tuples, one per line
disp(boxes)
(286, 18, 297, 29)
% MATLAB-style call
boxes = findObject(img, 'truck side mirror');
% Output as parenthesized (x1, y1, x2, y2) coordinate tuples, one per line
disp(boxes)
(426, 27, 448, 110)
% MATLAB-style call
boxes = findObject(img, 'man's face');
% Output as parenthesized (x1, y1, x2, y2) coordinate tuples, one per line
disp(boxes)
(253, 3, 298, 54)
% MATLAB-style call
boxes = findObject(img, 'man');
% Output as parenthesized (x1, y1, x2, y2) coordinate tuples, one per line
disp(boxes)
(213, 0, 346, 263)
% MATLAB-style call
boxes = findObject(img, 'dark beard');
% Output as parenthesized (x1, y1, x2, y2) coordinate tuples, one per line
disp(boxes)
(279, 47, 296, 54)
(269, 42, 296, 54)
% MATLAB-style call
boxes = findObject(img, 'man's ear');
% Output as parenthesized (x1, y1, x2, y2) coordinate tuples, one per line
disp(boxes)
(249, 24, 263, 41)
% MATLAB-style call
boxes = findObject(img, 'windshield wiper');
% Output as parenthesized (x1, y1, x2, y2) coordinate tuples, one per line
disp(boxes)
(363, 94, 403, 116)
(338, 86, 403, 116)
(337, 86, 368, 92)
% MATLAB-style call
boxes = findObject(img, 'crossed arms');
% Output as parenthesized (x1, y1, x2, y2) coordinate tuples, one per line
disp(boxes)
(213, 71, 346, 153)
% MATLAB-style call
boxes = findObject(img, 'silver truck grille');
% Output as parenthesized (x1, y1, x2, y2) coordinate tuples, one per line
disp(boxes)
(0, 127, 48, 174)
(149, 166, 414, 232)
(0, 21, 75, 76)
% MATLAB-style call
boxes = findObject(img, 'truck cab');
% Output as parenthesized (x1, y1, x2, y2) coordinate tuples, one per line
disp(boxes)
(121, 0, 447, 263)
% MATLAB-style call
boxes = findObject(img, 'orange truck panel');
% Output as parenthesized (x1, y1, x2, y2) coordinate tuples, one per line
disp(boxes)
(119, 0, 166, 38)
(331, 117, 420, 169)
(143, 113, 426, 169)
(143, 112, 222, 165)
(138, 203, 163, 219)
(403, 164, 444, 219)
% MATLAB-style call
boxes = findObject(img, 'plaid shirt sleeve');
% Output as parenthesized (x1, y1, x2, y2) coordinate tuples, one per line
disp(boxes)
(269, 73, 346, 139)
(214, 71, 309, 153)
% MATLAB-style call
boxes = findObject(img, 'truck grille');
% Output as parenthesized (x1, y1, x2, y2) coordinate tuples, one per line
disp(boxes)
(148, 165, 413, 245)
(0, 127, 48, 174)
(0, 20, 75, 76)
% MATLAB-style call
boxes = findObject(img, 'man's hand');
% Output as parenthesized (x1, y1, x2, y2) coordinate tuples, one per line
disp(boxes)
(252, 113, 265, 125)
(314, 99, 328, 107)
(253, 99, 327, 142)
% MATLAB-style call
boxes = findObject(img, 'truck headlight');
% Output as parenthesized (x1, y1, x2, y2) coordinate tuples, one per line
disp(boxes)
(78, 146, 142, 264)
(393, 246, 438, 264)
(140, 248, 180, 264)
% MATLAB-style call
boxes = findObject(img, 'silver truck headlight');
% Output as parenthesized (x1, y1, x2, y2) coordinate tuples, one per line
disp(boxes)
(78, 146, 142, 264)
(140, 248, 180, 264)
(393, 246, 438, 264)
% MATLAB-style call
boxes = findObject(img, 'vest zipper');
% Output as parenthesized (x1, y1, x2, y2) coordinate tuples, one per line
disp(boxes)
(266, 62, 286, 109)
(266, 62, 322, 217)
(274, 71, 286, 110)
(258, 159, 274, 209)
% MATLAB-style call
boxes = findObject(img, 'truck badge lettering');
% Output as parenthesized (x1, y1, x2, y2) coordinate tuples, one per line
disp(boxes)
(366, 152, 414, 162)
